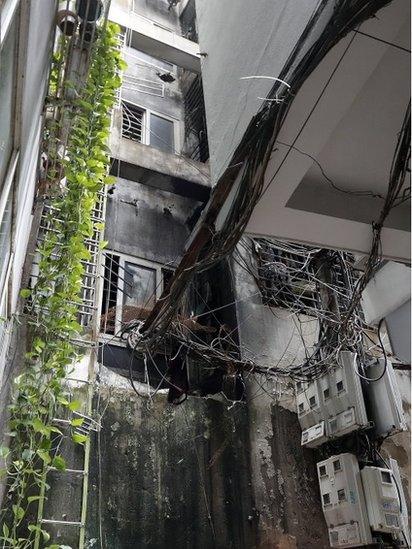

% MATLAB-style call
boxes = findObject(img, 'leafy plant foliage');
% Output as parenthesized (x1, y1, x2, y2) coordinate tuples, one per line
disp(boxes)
(0, 22, 124, 548)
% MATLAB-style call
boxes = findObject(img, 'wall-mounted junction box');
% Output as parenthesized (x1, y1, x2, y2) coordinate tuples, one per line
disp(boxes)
(317, 453, 372, 547)
(364, 358, 407, 437)
(296, 351, 369, 447)
(317, 453, 409, 548)
(361, 461, 408, 542)
(389, 458, 410, 547)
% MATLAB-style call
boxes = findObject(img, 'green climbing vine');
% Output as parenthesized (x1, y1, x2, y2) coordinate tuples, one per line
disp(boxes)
(0, 22, 125, 548)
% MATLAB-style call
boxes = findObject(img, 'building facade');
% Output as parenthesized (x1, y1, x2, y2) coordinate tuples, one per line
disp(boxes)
(0, 1, 410, 548)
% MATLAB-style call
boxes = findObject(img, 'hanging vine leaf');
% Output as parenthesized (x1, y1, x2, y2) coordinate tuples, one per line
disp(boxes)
(1, 21, 124, 546)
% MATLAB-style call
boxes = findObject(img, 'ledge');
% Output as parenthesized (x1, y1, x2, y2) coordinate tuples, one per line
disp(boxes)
(109, 110, 210, 190)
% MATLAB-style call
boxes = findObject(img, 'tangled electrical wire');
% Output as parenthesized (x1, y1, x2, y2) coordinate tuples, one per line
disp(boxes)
(118, 0, 409, 399)
(134, 0, 398, 350)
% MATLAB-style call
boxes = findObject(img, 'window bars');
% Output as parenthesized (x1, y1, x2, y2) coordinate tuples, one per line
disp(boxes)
(121, 100, 145, 142)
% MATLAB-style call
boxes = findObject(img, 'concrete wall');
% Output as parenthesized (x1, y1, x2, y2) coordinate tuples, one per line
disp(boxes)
(195, 0, 318, 183)
(231, 243, 329, 547)
(86, 367, 257, 549)
(105, 176, 201, 265)
(122, 44, 184, 128)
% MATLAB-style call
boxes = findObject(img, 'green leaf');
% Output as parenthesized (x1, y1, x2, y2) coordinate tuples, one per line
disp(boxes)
(51, 455, 66, 471)
(21, 448, 34, 461)
(0, 446, 9, 458)
(71, 418, 84, 427)
(27, 495, 42, 503)
(68, 400, 81, 411)
(2, 523, 9, 538)
(36, 449, 51, 465)
(99, 240, 108, 250)
(12, 504, 24, 521)
(72, 433, 88, 444)
(20, 288, 31, 298)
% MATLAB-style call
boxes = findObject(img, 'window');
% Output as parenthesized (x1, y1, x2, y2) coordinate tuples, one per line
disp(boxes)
(253, 239, 319, 314)
(333, 459, 341, 472)
(100, 252, 173, 336)
(323, 387, 330, 400)
(0, 16, 17, 189)
(319, 465, 327, 477)
(149, 113, 174, 154)
(252, 240, 360, 317)
(0, 187, 12, 284)
(122, 101, 144, 143)
(381, 471, 392, 484)
(337, 489, 346, 502)
(322, 493, 331, 506)
(121, 101, 176, 154)
(309, 395, 317, 408)
(123, 261, 156, 318)
(296, 381, 304, 393)
(298, 402, 304, 414)
(336, 380, 344, 393)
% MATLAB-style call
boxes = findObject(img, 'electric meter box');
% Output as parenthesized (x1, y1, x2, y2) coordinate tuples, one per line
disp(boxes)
(361, 464, 403, 534)
(364, 359, 406, 437)
(389, 458, 410, 547)
(317, 453, 372, 547)
(296, 351, 368, 447)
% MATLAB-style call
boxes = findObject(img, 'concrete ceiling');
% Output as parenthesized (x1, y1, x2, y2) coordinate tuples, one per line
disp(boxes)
(246, 0, 410, 262)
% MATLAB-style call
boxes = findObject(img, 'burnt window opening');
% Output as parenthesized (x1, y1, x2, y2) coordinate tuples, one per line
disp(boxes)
(181, 71, 209, 162)
(253, 239, 319, 314)
(253, 239, 359, 318)
(162, 267, 174, 292)
(121, 101, 145, 143)
(179, 0, 198, 42)
(186, 260, 242, 400)
(101, 253, 120, 334)
(100, 253, 172, 335)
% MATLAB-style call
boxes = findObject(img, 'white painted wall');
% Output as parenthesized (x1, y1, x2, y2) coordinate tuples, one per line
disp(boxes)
(195, 0, 318, 183)
(362, 262, 411, 325)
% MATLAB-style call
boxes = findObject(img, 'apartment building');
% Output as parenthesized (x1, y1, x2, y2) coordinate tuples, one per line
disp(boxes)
(0, 0, 410, 548)
(0, 0, 56, 391)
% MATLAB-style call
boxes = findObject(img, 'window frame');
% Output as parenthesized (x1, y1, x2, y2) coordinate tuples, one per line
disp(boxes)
(121, 98, 180, 153)
(100, 250, 174, 340)
(0, 0, 19, 43)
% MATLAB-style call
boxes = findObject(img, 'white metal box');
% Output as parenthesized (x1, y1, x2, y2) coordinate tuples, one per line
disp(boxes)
(389, 458, 410, 547)
(364, 358, 407, 437)
(361, 464, 402, 534)
(297, 351, 368, 447)
(317, 453, 372, 547)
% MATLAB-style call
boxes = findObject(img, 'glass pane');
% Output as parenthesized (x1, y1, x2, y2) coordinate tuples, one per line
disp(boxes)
(122, 262, 156, 322)
(149, 113, 174, 154)
(0, 18, 16, 189)
(0, 189, 12, 281)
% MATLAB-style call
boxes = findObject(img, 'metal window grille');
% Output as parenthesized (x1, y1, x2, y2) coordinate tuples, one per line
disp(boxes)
(121, 101, 145, 143)
(122, 74, 165, 98)
(254, 239, 319, 313)
(180, 0, 198, 42)
(253, 239, 359, 317)
(181, 71, 209, 162)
